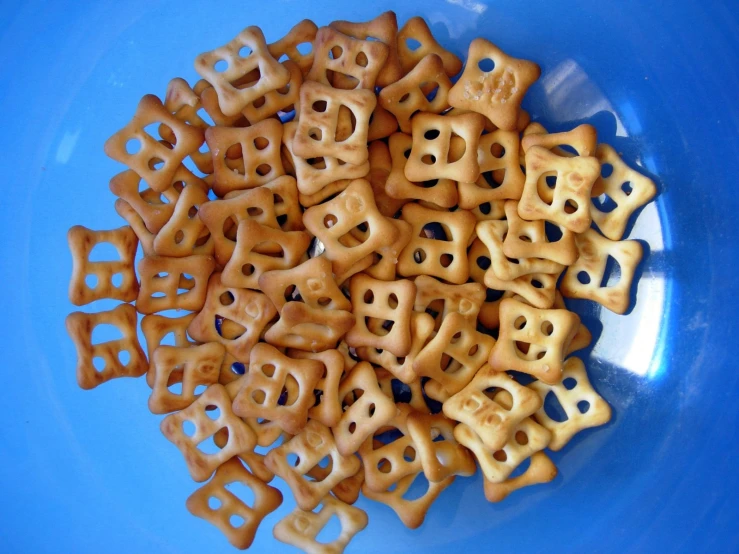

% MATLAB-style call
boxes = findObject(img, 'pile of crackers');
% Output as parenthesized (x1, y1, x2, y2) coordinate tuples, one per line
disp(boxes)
(66, 12, 657, 552)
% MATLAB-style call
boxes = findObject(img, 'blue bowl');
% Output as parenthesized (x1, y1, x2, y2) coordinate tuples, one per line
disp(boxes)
(2, 1, 738, 552)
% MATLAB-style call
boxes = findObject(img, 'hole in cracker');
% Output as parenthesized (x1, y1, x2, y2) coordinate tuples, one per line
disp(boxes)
(355, 51, 369, 67)
(413, 248, 426, 263)
(601, 163, 614, 178)
(544, 221, 564, 242)
(515, 431, 529, 445)
(241, 264, 255, 276)
(213, 59, 228, 72)
(125, 138, 142, 155)
(330, 45, 343, 59)
(308, 127, 323, 141)
(312, 100, 328, 113)
(621, 181, 633, 195)
(531, 279, 544, 289)
(478, 58, 496, 72)
(541, 320, 554, 336)
(378, 458, 392, 473)
(117, 350, 130, 366)
(564, 199, 579, 214)
(255, 163, 272, 177)
(363, 290, 374, 304)
(205, 406, 221, 420)
(91, 323, 124, 344)
(219, 291, 235, 306)
(399, 92, 411, 103)
(229, 514, 245, 528)
(577, 271, 591, 285)
(476, 255, 491, 270)
(421, 154, 436, 165)
(490, 143, 505, 159)
(348, 421, 357, 434)
(238, 45, 252, 57)
(323, 214, 337, 228)
(578, 400, 591, 414)
(216, 317, 246, 340)
(173, 230, 185, 244)
(92, 356, 105, 372)
(316, 514, 343, 545)
(493, 450, 507, 462)
(251, 389, 266, 404)
(514, 316, 527, 330)
(593, 193, 618, 213)
(231, 362, 246, 376)
(296, 41, 313, 55)
(545, 174, 557, 189)
(405, 37, 422, 51)
(450, 331, 463, 344)
(440, 253, 454, 268)
(544, 391, 568, 422)
(388, 293, 399, 309)
(182, 419, 196, 437)
(110, 273, 123, 288)
(403, 446, 416, 463)
(148, 157, 165, 171)
(261, 364, 276, 378)
(448, 134, 466, 163)
(468, 344, 479, 356)
(207, 496, 221, 510)
(85, 274, 99, 289)
(563, 377, 577, 390)
(424, 129, 440, 140)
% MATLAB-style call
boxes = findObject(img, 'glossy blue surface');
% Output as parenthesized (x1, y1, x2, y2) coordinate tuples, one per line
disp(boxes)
(1, 0, 738, 552)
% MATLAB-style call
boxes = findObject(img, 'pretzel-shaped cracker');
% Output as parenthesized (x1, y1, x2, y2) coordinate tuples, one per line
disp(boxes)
(406, 411, 476, 482)
(367, 104, 399, 142)
(307, 26, 389, 90)
(108, 169, 181, 233)
(560, 228, 643, 314)
(489, 298, 579, 384)
(293, 82, 376, 166)
(273, 494, 368, 554)
(282, 121, 369, 197)
(448, 38, 540, 131)
(114, 199, 156, 256)
(397, 16, 463, 78)
(413, 275, 485, 329)
(397, 203, 476, 284)
(231, 343, 322, 434)
(148, 343, 224, 414)
(345, 274, 416, 357)
(136, 255, 215, 314)
(68, 225, 138, 306)
(240, 59, 302, 123)
(259, 256, 351, 312)
(186, 457, 282, 549)
(205, 119, 285, 196)
(267, 19, 319, 76)
(357, 312, 435, 385)
(518, 146, 601, 233)
(265, 306, 355, 352)
(160, 384, 256, 481)
(375, 369, 432, 414)
(188, 272, 276, 361)
(141, 313, 199, 386)
(590, 144, 658, 240)
(152, 183, 213, 257)
(302, 179, 399, 275)
(454, 414, 550, 483)
(104, 95, 205, 192)
(406, 112, 484, 183)
(521, 123, 598, 158)
(332, 362, 398, 456)
(287, 349, 346, 427)
(476, 219, 564, 281)
(413, 311, 495, 395)
(211, 424, 278, 483)
(443, 366, 541, 451)
(266, 419, 361, 510)
(362, 470, 454, 529)
(357, 404, 423, 492)
(385, 132, 458, 209)
(194, 26, 291, 117)
(483, 451, 557, 502)
(501, 200, 577, 266)
(379, 54, 452, 133)
(66, 303, 147, 390)
(221, 220, 311, 290)
(529, 356, 612, 450)
(458, 129, 526, 211)
(199, 187, 280, 266)
(329, 11, 402, 87)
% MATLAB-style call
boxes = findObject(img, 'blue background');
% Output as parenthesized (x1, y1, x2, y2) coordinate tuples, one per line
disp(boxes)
(1, 0, 738, 552)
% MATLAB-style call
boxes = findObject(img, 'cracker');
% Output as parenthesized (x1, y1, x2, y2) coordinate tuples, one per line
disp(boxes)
(66, 303, 148, 390)
(273, 494, 368, 554)
(489, 298, 580, 384)
(104, 94, 205, 192)
(413, 275, 485, 329)
(413, 311, 496, 395)
(114, 199, 156, 256)
(268, 19, 319, 76)
(188, 272, 277, 361)
(379, 54, 452, 133)
(153, 183, 213, 257)
(518, 145, 601, 233)
(442, 366, 541, 451)
(385, 132, 458, 209)
(194, 26, 291, 117)
(289, 349, 346, 427)
(448, 38, 540, 131)
(375, 369, 431, 414)
(332, 361, 398, 456)
(302, 179, 399, 275)
(406, 111, 485, 183)
(306, 26, 389, 90)
(528, 356, 612, 450)
(148, 343, 225, 414)
(160, 383, 256, 482)
(68, 225, 139, 306)
(590, 143, 658, 240)
(293, 81, 376, 166)
(329, 11, 402, 87)
(231, 343, 323, 434)
(365, 218, 414, 281)
(221, 219, 311, 290)
(266, 419, 361, 510)
(136, 254, 215, 314)
(559, 228, 643, 314)
(186, 457, 283, 549)
(521, 123, 598, 157)
(141, 312, 199, 385)
(345, 274, 416, 357)
(205, 118, 285, 196)
(108, 169, 181, 233)
(397, 16, 463, 77)
(397, 203, 477, 284)
(483, 451, 557, 502)
(366, 140, 407, 218)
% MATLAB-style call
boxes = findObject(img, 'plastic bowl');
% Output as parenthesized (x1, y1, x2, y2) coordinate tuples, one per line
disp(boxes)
(2, 1, 738, 552)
